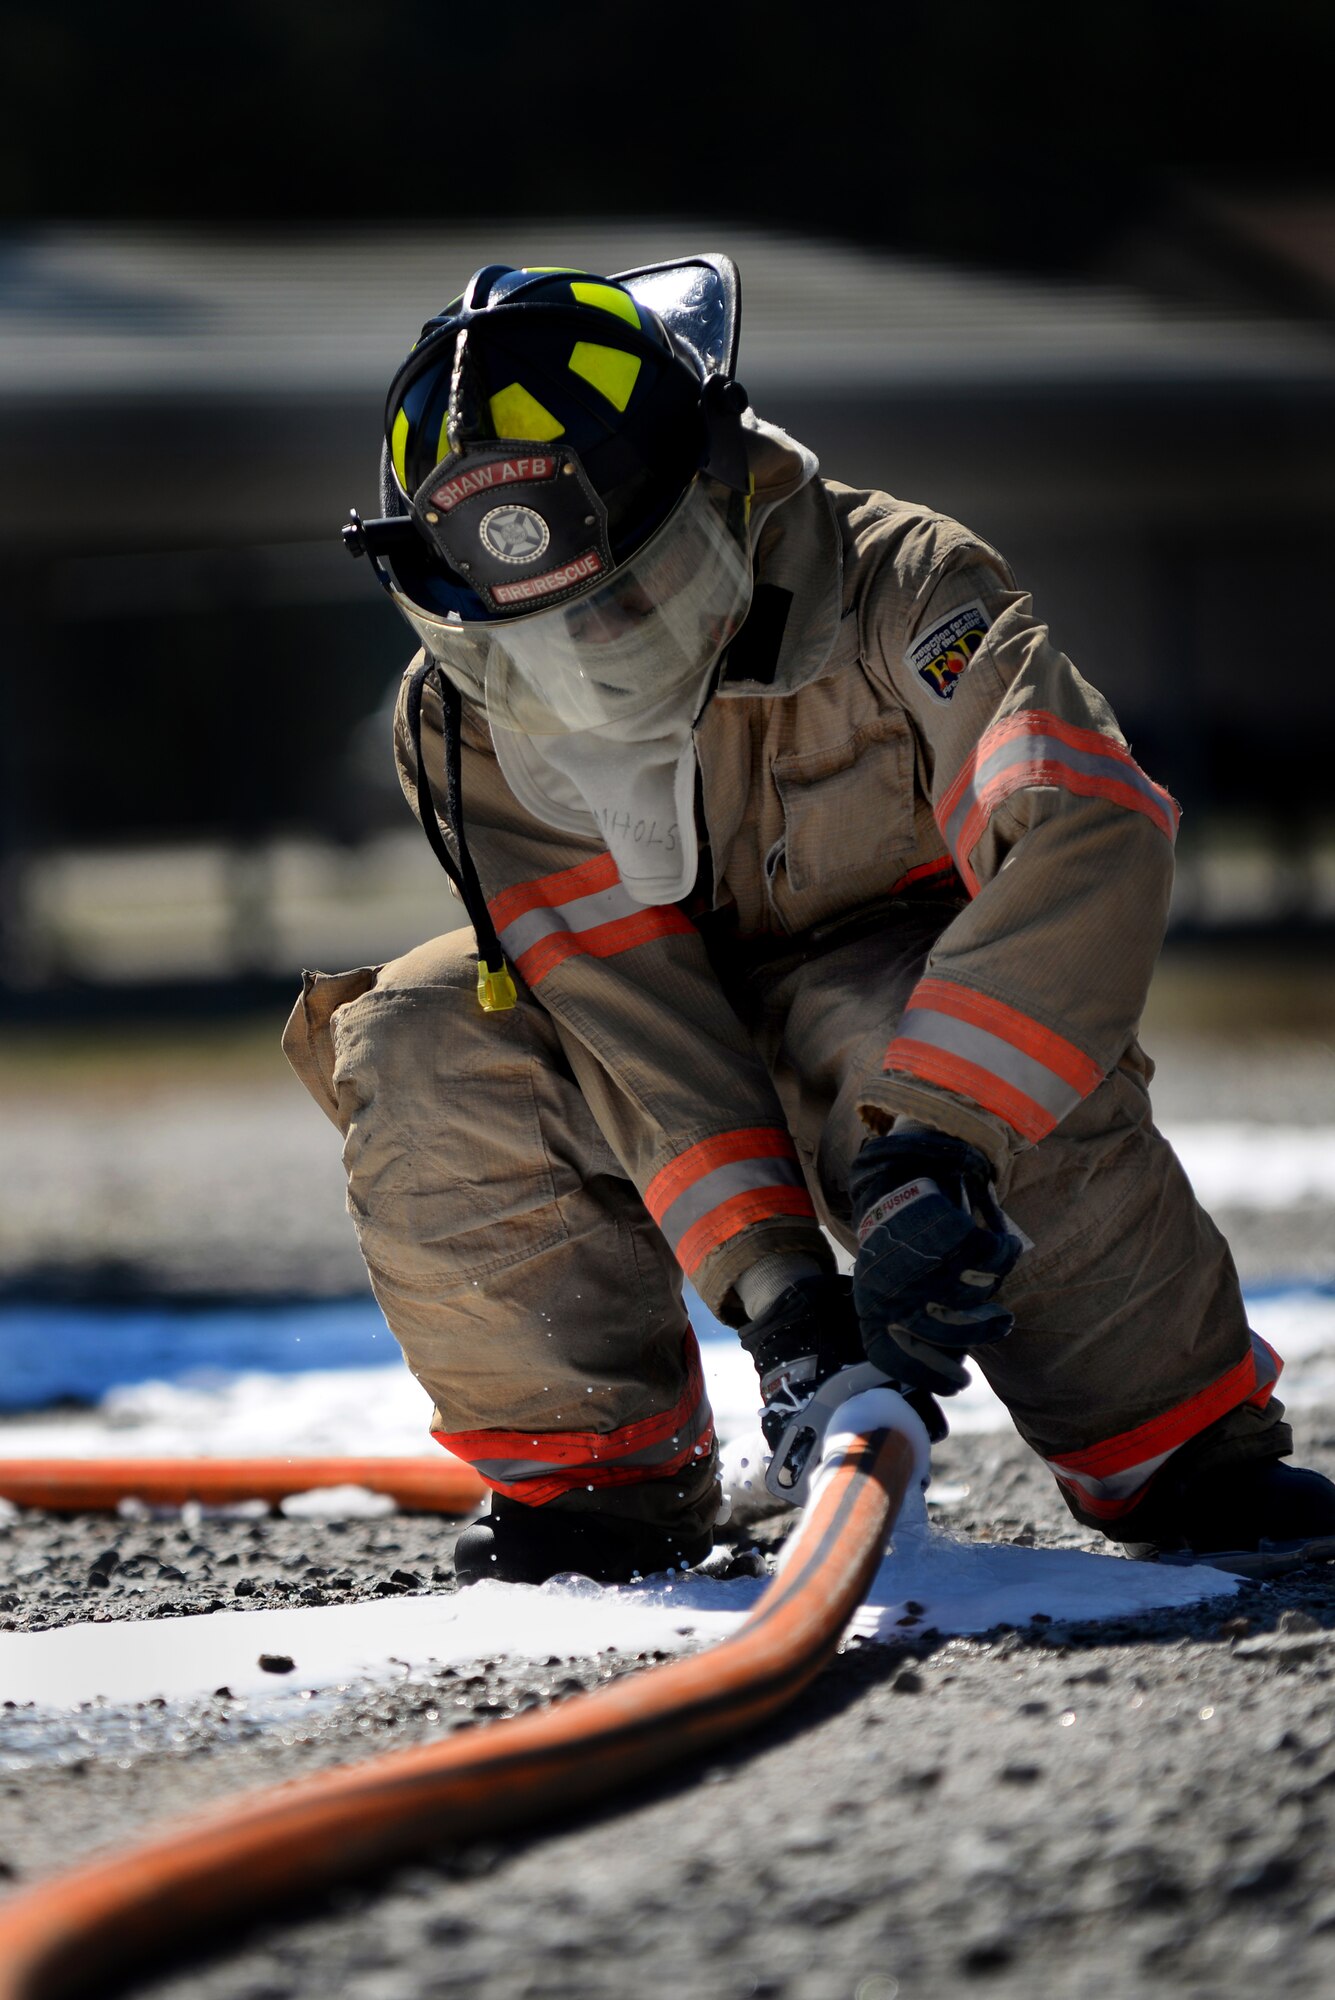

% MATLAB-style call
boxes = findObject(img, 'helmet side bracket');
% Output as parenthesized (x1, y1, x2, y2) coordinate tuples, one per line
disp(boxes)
(699, 375, 751, 495)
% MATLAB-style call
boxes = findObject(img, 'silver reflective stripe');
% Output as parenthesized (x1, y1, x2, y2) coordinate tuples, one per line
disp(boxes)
(1051, 1332, 1283, 1506)
(657, 1151, 809, 1248)
(469, 1415, 713, 1487)
(1052, 1445, 1176, 1507)
(944, 730, 1176, 861)
(1252, 1329, 1281, 1396)
(496, 878, 646, 959)
(894, 1006, 1082, 1124)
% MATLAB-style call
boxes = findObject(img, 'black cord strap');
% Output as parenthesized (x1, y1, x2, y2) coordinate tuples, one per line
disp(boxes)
(405, 661, 515, 1005)
(406, 660, 462, 892)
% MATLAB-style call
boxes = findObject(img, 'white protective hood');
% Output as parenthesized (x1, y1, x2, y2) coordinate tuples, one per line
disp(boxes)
(492, 413, 820, 905)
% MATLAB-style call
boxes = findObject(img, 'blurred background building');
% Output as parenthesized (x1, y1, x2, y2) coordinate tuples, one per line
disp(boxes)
(2, 2, 1334, 1014)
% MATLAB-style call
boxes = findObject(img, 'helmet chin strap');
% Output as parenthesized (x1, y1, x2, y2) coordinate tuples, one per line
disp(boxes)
(405, 662, 517, 1013)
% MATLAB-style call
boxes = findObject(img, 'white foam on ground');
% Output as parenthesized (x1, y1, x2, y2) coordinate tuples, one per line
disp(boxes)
(2, 1281, 1327, 1709)
(279, 1484, 398, 1520)
(0, 1481, 1236, 1710)
(849, 1482, 1239, 1643)
(12, 1281, 1334, 1464)
(0, 1575, 748, 1708)
(1, 1364, 436, 1462)
(0, 1330, 770, 1462)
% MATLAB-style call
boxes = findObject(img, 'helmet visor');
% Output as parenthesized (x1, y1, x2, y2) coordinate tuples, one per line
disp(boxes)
(390, 476, 753, 737)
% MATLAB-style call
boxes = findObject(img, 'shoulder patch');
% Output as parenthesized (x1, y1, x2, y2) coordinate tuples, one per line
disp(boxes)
(904, 600, 991, 702)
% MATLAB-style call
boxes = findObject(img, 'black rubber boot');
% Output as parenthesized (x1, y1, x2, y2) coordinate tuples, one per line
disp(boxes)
(453, 1494, 713, 1586)
(1126, 1459, 1335, 1577)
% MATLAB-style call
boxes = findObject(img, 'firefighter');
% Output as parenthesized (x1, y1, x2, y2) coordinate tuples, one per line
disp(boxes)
(285, 254, 1335, 1584)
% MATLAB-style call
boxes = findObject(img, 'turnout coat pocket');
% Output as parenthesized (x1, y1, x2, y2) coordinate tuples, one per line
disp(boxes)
(771, 711, 918, 921)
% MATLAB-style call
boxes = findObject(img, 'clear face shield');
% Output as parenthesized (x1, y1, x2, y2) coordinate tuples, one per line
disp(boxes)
(387, 475, 754, 737)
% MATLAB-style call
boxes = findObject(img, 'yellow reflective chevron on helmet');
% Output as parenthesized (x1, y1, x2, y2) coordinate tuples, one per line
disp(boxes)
(391, 407, 411, 491)
(568, 342, 641, 411)
(488, 382, 566, 441)
(570, 280, 640, 329)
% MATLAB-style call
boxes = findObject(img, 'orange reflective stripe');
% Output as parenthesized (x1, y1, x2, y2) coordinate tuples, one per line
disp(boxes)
(1053, 1347, 1279, 1483)
(937, 709, 1180, 895)
(512, 905, 696, 988)
(469, 1423, 716, 1506)
(1048, 1335, 1284, 1520)
(488, 851, 620, 932)
(911, 978, 1105, 1097)
(954, 773, 1172, 895)
(438, 1337, 707, 1467)
(883, 1036, 1055, 1144)
(1025, 708, 1178, 779)
(884, 976, 1105, 1141)
(672, 1185, 819, 1278)
(433, 1333, 715, 1503)
(886, 855, 961, 897)
(644, 1127, 800, 1223)
(488, 852, 697, 992)
(643, 1129, 816, 1279)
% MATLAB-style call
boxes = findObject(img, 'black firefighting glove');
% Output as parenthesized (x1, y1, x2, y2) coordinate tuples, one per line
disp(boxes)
(740, 1272, 947, 1507)
(850, 1131, 1026, 1401)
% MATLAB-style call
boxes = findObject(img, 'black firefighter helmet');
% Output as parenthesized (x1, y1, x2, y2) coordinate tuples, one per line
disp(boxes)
(344, 254, 754, 1012)
(347, 255, 756, 737)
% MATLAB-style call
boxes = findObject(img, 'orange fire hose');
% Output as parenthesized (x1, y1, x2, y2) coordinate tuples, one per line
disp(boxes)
(0, 1424, 916, 2000)
(0, 1456, 486, 1515)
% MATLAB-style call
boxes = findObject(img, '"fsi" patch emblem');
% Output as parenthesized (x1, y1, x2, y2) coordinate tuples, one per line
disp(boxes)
(905, 600, 991, 702)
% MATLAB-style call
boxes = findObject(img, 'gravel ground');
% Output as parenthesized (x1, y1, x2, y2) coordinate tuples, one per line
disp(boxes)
(4, 1418, 1335, 1999)
(4, 973, 1335, 1995)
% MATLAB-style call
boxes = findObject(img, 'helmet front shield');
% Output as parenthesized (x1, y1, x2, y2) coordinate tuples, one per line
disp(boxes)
(380, 475, 753, 736)
(349, 254, 755, 730)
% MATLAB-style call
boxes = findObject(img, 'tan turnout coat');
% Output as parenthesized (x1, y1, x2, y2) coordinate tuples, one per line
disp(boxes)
(397, 468, 1180, 1312)
(286, 447, 1283, 1536)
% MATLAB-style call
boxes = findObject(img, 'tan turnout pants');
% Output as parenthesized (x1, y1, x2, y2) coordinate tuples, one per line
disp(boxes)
(284, 906, 1286, 1540)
